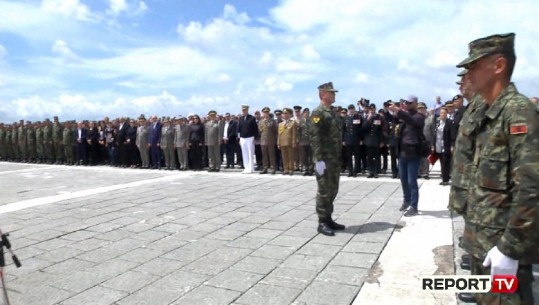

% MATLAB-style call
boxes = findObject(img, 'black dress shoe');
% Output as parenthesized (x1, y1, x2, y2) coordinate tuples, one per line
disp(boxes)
(460, 261, 471, 270)
(328, 219, 345, 230)
(458, 293, 475, 303)
(367, 174, 374, 178)
(399, 202, 410, 211)
(404, 208, 418, 217)
(317, 223, 335, 236)
(461, 254, 470, 264)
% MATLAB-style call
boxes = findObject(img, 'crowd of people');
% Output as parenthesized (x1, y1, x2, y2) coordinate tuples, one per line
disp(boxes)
(0, 95, 489, 179)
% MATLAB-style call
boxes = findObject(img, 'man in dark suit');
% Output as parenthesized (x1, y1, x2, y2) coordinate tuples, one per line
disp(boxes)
(342, 104, 363, 177)
(75, 121, 88, 165)
(363, 104, 384, 178)
(238, 105, 259, 173)
(148, 115, 162, 169)
(126, 119, 138, 167)
(115, 117, 129, 167)
(223, 113, 238, 168)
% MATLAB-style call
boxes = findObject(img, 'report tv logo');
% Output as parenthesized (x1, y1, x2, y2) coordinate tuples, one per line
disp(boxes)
(422, 275, 518, 293)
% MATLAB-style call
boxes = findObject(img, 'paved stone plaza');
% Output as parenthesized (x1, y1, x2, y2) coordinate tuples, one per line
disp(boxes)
(0, 163, 536, 305)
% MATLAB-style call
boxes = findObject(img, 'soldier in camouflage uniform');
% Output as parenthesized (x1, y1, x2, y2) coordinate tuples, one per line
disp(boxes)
(43, 118, 53, 163)
(63, 121, 75, 165)
(35, 121, 44, 163)
(0, 123, 5, 160)
(4, 125, 12, 161)
(17, 120, 27, 162)
(454, 33, 538, 305)
(10, 122, 18, 161)
(258, 107, 277, 174)
(26, 121, 36, 163)
(311, 82, 345, 236)
(299, 108, 313, 176)
(52, 116, 64, 164)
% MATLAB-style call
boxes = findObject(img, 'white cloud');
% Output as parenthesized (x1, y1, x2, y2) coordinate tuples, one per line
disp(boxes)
(259, 51, 273, 65)
(355, 73, 369, 84)
(52, 40, 79, 61)
(302, 44, 320, 61)
(41, 0, 95, 21)
(426, 51, 460, 69)
(108, 0, 127, 16)
(263, 77, 293, 92)
(223, 4, 250, 25)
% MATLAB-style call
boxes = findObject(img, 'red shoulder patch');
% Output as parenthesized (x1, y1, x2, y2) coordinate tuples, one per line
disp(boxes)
(510, 123, 527, 135)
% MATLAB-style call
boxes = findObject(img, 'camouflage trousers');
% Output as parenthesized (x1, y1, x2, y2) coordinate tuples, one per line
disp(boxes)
(315, 162, 340, 221)
(54, 142, 64, 161)
(64, 145, 74, 164)
(470, 256, 534, 305)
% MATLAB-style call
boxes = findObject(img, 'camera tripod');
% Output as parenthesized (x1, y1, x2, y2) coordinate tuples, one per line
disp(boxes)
(0, 229, 21, 305)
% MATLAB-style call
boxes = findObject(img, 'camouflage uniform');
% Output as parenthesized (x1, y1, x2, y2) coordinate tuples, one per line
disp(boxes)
(43, 121, 53, 163)
(35, 124, 44, 162)
(17, 123, 27, 161)
(311, 84, 343, 222)
(26, 123, 36, 162)
(5, 127, 13, 160)
(63, 123, 75, 165)
(11, 124, 18, 161)
(298, 112, 314, 175)
(52, 120, 64, 163)
(0, 125, 5, 160)
(455, 33, 539, 305)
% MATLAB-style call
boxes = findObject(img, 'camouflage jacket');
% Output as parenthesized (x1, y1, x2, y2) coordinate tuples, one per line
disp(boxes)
(448, 95, 486, 214)
(310, 104, 342, 164)
(298, 117, 311, 146)
(468, 84, 539, 263)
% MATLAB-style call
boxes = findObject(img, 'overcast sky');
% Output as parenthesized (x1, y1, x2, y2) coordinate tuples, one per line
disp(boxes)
(0, 0, 538, 122)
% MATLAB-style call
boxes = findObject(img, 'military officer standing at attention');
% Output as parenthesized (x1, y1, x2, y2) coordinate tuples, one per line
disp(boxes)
(311, 82, 345, 236)
(43, 118, 53, 163)
(17, 120, 27, 162)
(277, 108, 297, 175)
(455, 33, 539, 305)
(273, 109, 283, 172)
(363, 104, 384, 178)
(26, 121, 36, 163)
(299, 108, 314, 176)
(292, 105, 303, 171)
(238, 105, 258, 174)
(62, 121, 75, 165)
(160, 117, 175, 170)
(205, 110, 222, 172)
(52, 116, 63, 164)
(342, 104, 363, 177)
(259, 107, 278, 174)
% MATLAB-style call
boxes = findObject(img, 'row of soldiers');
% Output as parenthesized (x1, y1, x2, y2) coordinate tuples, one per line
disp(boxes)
(0, 101, 412, 175)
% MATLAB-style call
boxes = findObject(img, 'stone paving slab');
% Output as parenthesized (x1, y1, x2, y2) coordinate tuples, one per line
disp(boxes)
(0, 162, 405, 305)
(5, 162, 535, 305)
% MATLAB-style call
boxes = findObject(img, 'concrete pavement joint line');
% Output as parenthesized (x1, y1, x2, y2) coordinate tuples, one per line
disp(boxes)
(0, 175, 182, 215)
(0, 165, 57, 175)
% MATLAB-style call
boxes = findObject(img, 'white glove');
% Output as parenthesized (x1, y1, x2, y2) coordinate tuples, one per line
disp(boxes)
(315, 161, 326, 176)
(482, 246, 519, 276)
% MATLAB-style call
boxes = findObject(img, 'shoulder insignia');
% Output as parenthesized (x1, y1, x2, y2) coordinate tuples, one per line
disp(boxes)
(510, 123, 527, 135)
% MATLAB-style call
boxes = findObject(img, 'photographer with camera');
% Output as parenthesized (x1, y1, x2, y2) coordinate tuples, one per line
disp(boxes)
(388, 95, 426, 217)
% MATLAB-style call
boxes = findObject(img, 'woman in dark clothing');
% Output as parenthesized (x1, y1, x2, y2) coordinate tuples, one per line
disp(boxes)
(189, 115, 205, 170)
(432, 107, 453, 185)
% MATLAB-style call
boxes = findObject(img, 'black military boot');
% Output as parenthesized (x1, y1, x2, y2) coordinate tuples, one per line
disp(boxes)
(317, 219, 335, 236)
(328, 218, 345, 230)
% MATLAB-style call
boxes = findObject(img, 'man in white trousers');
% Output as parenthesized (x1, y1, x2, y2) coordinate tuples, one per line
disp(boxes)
(238, 105, 259, 174)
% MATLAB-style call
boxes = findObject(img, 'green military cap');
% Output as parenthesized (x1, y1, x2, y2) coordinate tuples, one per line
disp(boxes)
(261, 107, 270, 113)
(163, 117, 170, 123)
(457, 69, 468, 77)
(282, 108, 292, 114)
(274, 109, 282, 115)
(340, 108, 347, 113)
(444, 101, 454, 107)
(317, 82, 338, 92)
(293, 105, 302, 111)
(138, 114, 146, 120)
(241, 104, 249, 110)
(303, 107, 310, 112)
(452, 94, 463, 102)
(457, 33, 515, 68)
(208, 110, 217, 116)
(347, 104, 355, 110)
(417, 102, 427, 109)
